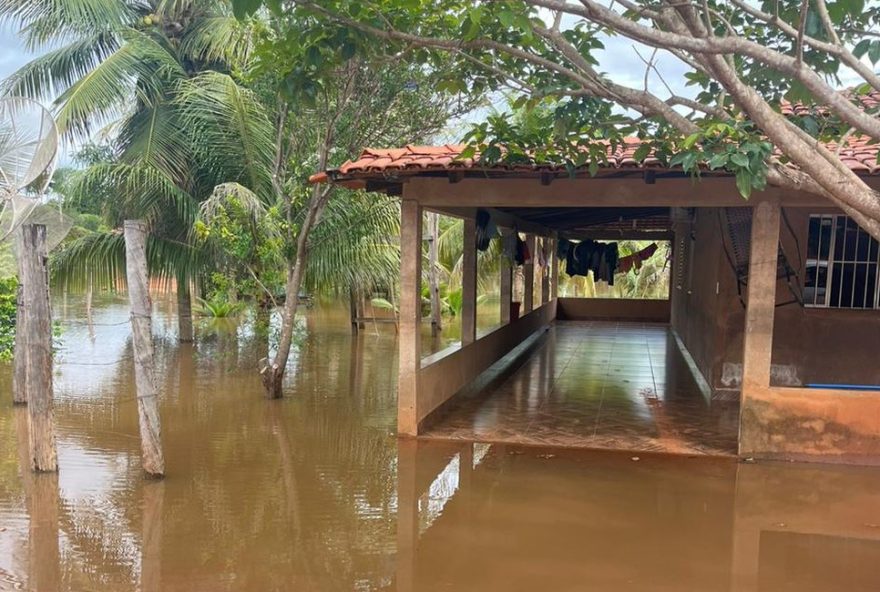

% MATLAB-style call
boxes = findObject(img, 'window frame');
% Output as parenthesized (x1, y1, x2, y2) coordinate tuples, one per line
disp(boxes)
(804, 214, 880, 310)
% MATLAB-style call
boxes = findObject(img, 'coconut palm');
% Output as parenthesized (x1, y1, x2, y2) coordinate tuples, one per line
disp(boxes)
(1, 0, 270, 340)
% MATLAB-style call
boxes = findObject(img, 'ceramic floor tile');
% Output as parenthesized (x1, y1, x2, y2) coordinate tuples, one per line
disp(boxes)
(420, 321, 738, 456)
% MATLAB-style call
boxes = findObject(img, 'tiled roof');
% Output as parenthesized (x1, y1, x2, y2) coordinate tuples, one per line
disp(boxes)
(780, 88, 880, 116)
(310, 133, 880, 184)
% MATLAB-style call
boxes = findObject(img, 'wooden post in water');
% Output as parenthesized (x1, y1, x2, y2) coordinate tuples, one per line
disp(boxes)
(19, 225, 57, 472)
(12, 233, 27, 405)
(124, 220, 165, 478)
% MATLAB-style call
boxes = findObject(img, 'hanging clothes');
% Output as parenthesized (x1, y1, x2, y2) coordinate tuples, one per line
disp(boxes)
(557, 238, 571, 260)
(475, 209, 495, 251)
(602, 242, 619, 285)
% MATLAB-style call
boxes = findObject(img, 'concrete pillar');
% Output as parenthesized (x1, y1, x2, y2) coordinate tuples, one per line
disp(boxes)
(461, 217, 477, 345)
(741, 201, 780, 394)
(500, 230, 514, 323)
(541, 237, 551, 305)
(398, 200, 423, 436)
(523, 234, 535, 313)
(550, 237, 559, 299)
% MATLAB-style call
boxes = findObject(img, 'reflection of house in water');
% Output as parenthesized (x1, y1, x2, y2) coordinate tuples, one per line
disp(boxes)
(397, 440, 880, 591)
(313, 136, 880, 464)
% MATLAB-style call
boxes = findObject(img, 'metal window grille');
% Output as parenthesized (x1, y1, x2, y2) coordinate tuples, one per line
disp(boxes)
(804, 214, 880, 309)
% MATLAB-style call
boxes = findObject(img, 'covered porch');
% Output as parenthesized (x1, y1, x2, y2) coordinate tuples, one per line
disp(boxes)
(316, 142, 880, 463)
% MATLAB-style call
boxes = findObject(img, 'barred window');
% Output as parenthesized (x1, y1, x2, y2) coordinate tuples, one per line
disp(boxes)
(804, 215, 879, 309)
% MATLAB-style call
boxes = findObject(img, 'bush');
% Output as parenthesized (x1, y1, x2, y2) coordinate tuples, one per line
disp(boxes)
(0, 277, 18, 361)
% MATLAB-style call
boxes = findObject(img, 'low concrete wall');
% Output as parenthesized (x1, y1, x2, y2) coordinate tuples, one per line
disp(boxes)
(416, 300, 557, 430)
(740, 386, 880, 464)
(556, 297, 670, 322)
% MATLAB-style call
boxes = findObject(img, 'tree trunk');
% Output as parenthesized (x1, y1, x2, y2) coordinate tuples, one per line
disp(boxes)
(177, 281, 194, 343)
(349, 288, 359, 335)
(19, 225, 57, 472)
(260, 186, 331, 399)
(124, 220, 165, 478)
(428, 212, 442, 336)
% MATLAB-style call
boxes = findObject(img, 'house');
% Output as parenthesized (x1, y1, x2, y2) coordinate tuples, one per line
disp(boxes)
(311, 135, 880, 465)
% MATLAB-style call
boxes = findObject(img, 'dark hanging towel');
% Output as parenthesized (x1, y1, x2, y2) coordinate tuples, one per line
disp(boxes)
(557, 238, 571, 260)
(603, 242, 619, 285)
(475, 209, 494, 251)
(515, 234, 529, 265)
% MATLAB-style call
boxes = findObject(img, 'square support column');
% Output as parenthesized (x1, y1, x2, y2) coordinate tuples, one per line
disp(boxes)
(500, 230, 514, 323)
(739, 201, 780, 452)
(550, 237, 559, 299)
(398, 199, 423, 436)
(462, 217, 478, 345)
(541, 237, 551, 305)
(523, 234, 535, 313)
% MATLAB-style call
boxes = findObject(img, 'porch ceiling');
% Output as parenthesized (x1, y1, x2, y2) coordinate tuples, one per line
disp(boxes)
(496, 206, 670, 233)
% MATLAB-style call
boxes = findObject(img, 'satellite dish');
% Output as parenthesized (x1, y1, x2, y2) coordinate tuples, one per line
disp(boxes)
(0, 97, 71, 253)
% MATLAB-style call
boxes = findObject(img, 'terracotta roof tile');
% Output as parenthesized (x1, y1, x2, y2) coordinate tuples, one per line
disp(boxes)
(317, 132, 879, 185)
(780, 88, 880, 116)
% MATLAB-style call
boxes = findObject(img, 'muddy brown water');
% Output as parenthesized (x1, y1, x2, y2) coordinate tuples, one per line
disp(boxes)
(1, 295, 879, 591)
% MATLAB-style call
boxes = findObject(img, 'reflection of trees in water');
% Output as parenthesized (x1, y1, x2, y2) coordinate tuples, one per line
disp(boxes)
(1, 306, 401, 590)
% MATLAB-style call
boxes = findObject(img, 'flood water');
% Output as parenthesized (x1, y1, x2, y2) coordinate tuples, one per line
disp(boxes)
(1, 295, 879, 591)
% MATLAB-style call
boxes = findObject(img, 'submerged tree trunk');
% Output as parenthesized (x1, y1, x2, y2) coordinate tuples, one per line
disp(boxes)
(260, 185, 332, 399)
(19, 225, 57, 472)
(427, 212, 442, 336)
(124, 220, 165, 478)
(177, 281, 194, 343)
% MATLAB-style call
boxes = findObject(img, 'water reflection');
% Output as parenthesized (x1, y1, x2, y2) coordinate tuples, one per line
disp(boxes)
(0, 295, 878, 591)
(396, 440, 880, 592)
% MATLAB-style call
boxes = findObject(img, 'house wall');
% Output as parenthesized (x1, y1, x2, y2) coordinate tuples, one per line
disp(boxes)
(669, 205, 880, 462)
(556, 297, 670, 322)
(670, 208, 728, 390)
(673, 206, 880, 391)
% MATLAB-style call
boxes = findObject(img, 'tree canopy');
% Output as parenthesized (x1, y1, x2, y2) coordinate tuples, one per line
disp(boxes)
(232, 0, 880, 237)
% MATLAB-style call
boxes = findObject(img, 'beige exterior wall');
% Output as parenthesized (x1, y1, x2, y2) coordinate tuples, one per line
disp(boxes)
(556, 297, 670, 323)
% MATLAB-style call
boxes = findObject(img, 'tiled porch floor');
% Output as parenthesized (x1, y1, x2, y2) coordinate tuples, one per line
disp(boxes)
(422, 321, 740, 456)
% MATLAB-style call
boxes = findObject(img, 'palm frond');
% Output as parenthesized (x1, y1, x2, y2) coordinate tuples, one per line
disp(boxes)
(175, 71, 274, 200)
(51, 228, 205, 291)
(178, 15, 255, 68)
(52, 28, 185, 139)
(116, 99, 192, 186)
(305, 191, 401, 295)
(0, 32, 120, 102)
(0, 0, 134, 50)
(68, 161, 199, 227)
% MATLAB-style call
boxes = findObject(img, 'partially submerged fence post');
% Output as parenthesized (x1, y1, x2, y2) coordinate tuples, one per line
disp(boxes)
(19, 224, 57, 472)
(124, 220, 165, 478)
(12, 232, 27, 405)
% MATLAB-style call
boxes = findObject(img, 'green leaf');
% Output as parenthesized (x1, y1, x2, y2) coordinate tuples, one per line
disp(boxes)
(682, 132, 701, 149)
(232, 0, 262, 20)
(632, 143, 651, 163)
(853, 39, 872, 59)
(708, 153, 728, 170)
(498, 9, 515, 28)
(730, 153, 749, 169)
(869, 41, 880, 65)
(735, 169, 752, 199)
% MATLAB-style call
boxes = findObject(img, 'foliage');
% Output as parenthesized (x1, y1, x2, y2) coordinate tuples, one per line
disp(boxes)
(233, 0, 880, 238)
(0, 277, 17, 361)
(196, 295, 243, 318)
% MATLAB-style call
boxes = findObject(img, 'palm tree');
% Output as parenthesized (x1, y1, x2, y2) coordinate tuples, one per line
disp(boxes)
(1, 0, 269, 341)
